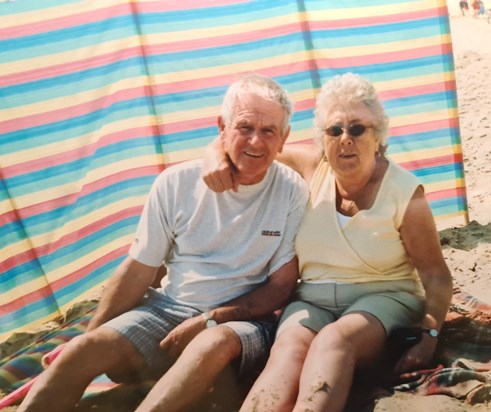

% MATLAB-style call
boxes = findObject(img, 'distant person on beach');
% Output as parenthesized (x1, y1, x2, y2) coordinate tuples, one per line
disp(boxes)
(460, 0, 469, 15)
(472, 0, 480, 17)
(478, 0, 486, 15)
(18, 74, 309, 412)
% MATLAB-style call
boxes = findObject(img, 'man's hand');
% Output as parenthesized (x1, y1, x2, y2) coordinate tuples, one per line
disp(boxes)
(202, 137, 239, 192)
(394, 334, 438, 374)
(159, 315, 206, 358)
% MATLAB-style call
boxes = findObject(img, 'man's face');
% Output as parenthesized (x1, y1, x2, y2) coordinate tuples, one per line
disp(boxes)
(219, 93, 290, 185)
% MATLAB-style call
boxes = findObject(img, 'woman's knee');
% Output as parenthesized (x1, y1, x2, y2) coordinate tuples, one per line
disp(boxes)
(310, 324, 355, 358)
(270, 326, 315, 365)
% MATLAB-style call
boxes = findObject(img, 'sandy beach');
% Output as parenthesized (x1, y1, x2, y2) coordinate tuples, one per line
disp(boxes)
(373, 9, 491, 412)
(1, 7, 490, 412)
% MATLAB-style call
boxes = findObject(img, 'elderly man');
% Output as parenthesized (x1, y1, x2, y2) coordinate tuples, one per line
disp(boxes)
(19, 73, 309, 412)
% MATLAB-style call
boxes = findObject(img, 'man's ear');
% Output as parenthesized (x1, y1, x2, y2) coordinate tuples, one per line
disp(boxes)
(218, 116, 226, 136)
(277, 126, 291, 153)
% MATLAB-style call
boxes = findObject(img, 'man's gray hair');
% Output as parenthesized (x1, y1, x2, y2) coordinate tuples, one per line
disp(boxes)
(221, 73, 293, 134)
(313, 73, 389, 151)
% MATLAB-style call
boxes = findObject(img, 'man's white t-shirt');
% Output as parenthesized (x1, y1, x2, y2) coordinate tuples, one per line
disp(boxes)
(129, 159, 309, 312)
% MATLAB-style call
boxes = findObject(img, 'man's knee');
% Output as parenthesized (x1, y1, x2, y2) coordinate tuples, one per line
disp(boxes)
(189, 326, 242, 363)
(62, 327, 147, 380)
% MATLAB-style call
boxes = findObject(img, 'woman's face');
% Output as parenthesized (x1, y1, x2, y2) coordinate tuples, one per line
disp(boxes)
(322, 101, 380, 177)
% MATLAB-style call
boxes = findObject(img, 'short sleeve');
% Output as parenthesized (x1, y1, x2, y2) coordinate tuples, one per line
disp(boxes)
(128, 173, 174, 267)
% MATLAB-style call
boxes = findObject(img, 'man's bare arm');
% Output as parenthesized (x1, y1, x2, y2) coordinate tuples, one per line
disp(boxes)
(87, 256, 159, 332)
(160, 257, 299, 357)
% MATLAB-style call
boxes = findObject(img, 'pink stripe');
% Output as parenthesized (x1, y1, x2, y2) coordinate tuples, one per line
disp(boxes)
(1, 165, 161, 224)
(2, 126, 157, 178)
(2, 284, 55, 316)
(379, 80, 456, 101)
(425, 187, 467, 202)
(0, 45, 143, 87)
(308, 7, 448, 30)
(391, 118, 459, 137)
(50, 246, 129, 292)
(135, 0, 248, 13)
(3, 246, 128, 315)
(295, 98, 315, 111)
(399, 153, 463, 171)
(1, 85, 153, 134)
(0, 4, 132, 40)
(2, 207, 142, 273)
(315, 43, 453, 70)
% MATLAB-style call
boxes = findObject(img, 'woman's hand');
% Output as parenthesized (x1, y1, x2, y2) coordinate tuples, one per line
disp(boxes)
(394, 333, 438, 374)
(202, 137, 239, 192)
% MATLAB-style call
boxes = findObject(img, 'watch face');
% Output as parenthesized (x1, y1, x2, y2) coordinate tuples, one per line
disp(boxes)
(429, 329, 438, 338)
(206, 319, 218, 328)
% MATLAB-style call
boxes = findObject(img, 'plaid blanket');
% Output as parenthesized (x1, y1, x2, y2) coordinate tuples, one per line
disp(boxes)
(0, 300, 118, 409)
(393, 288, 491, 404)
(1, 289, 490, 409)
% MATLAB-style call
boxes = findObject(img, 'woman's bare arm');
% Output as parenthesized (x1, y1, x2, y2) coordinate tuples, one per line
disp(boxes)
(395, 186, 453, 373)
(202, 137, 322, 191)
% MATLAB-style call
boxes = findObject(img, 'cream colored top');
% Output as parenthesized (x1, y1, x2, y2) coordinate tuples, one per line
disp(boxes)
(296, 158, 423, 291)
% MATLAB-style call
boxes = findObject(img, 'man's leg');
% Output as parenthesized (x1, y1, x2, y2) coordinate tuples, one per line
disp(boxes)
(135, 325, 242, 412)
(18, 327, 147, 412)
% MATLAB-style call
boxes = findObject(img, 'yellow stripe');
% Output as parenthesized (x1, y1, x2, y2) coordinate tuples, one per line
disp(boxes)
(0, 34, 141, 77)
(423, 178, 467, 193)
(374, 72, 457, 92)
(9, 154, 158, 210)
(311, 35, 453, 59)
(0, 74, 150, 121)
(390, 108, 459, 128)
(44, 235, 133, 284)
(0, 115, 156, 166)
(389, 144, 462, 164)
(0, 0, 125, 30)
(1, 196, 147, 263)
(3, 236, 132, 307)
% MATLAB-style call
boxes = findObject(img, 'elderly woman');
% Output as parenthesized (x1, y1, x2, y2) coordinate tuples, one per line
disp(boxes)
(203, 73, 452, 412)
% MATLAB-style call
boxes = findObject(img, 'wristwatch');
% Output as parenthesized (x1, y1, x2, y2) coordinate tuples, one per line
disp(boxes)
(422, 328, 439, 338)
(201, 312, 217, 328)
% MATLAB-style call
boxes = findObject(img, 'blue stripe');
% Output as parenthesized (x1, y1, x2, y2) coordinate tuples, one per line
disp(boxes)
(2, 221, 136, 291)
(55, 255, 124, 307)
(384, 91, 457, 110)
(0, 16, 137, 59)
(0, 96, 155, 149)
(5, 137, 160, 191)
(1, 298, 61, 334)
(2, 176, 153, 240)
(388, 128, 461, 152)
(0, 0, 80, 16)
(311, 17, 449, 43)
(0, 259, 47, 289)
(40, 219, 136, 270)
(0, 57, 147, 102)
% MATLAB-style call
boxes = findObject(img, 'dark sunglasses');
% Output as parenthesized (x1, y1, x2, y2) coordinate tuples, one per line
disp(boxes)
(324, 124, 371, 138)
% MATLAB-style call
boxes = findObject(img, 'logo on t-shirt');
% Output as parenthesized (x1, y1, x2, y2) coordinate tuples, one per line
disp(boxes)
(261, 230, 281, 237)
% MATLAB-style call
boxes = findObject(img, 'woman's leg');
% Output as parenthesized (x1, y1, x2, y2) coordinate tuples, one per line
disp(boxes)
(240, 326, 316, 412)
(292, 312, 386, 412)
